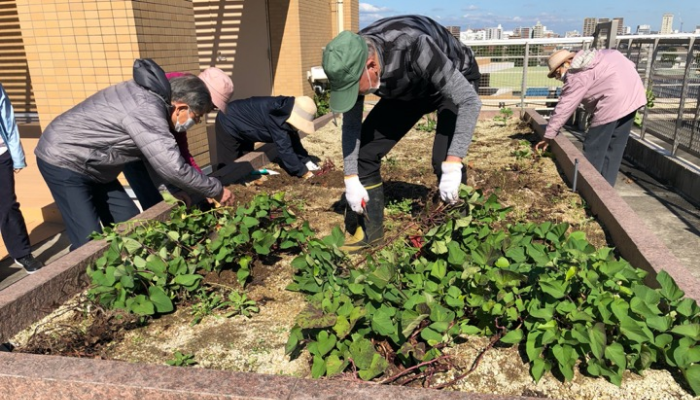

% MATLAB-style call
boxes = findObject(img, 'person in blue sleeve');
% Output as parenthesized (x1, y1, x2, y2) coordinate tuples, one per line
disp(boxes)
(0, 83, 44, 274)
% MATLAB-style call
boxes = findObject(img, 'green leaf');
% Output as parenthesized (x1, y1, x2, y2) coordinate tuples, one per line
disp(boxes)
(311, 355, 326, 378)
(148, 286, 173, 313)
(128, 295, 155, 315)
(173, 274, 203, 288)
(167, 231, 180, 241)
(539, 280, 567, 299)
(682, 365, 700, 396)
(500, 329, 524, 344)
(620, 317, 654, 343)
(242, 216, 259, 228)
(675, 298, 700, 317)
(401, 310, 428, 338)
(431, 259, 447, 279)
(589, 323, 607, 360)
(371, 306, 397, 337)
(646, 316, 673, 332)
(349, 338, 377, 370)
(285, 326, 303, 355)
(325, 354, 347, 377)
(420, 327, 444, 344)
(333, 316, 352, 339)
(552, 344, 575, 381)
(295, 304, 337, 329)
(122, 237, 143, 254)
(657, 271, 684, 301)
(530, 358, 549, 382)
(358, 353, 389, 380)
(430, 240, 448, 255)
(604, 342, 627, 370)
(316, 331, 337, 357)
(670, 324, 700, 340)
(447, 241, 467, 266)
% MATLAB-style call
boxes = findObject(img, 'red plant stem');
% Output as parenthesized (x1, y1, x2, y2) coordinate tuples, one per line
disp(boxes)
(377, 355, 450, 384)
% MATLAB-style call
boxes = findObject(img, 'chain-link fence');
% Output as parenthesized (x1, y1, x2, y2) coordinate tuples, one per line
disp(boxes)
(465, 35, 700, 159)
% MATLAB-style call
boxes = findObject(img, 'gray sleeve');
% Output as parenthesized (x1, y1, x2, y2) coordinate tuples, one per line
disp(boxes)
(123, 102, 223, 198)
(341, 97, 365, 175)
(441, 69, 482, 158)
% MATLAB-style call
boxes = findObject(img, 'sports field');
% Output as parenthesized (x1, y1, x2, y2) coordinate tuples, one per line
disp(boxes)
(486, 67, 563, 89)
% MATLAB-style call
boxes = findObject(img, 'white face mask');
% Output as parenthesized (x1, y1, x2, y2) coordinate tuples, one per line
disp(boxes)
(361, 66, 380, 95)
(174, 108, 196, 132)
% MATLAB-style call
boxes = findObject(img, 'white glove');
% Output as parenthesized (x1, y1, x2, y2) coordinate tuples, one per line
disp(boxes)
(439, 162, 463, 204)
(344, 175, 369, 214)
(305, 161, 320, 171)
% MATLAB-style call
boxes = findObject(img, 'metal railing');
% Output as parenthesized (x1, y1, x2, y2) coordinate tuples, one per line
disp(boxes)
(464, 34, 700, 159)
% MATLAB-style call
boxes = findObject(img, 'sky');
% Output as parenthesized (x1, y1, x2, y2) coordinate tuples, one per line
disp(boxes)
(358, 1, 700, 35)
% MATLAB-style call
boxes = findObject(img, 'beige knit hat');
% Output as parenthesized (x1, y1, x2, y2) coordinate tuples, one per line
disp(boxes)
(547, 50, 575, 78)
(286, 96, 317, 134)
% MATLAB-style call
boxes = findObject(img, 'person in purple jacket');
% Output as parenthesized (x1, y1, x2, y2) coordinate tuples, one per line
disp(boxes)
(535, 49, 647, 186)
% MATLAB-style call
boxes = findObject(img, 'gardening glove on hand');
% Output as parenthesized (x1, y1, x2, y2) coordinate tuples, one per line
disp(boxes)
(305, 161, 320, 171)
(344, 175, 369, 214)
(439, 162, 463, 204)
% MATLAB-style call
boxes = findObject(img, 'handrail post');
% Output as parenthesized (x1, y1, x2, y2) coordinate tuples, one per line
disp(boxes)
(641, 38, 660, 140)
(520, 42, 529, 111)
(672, 37, 696, 156)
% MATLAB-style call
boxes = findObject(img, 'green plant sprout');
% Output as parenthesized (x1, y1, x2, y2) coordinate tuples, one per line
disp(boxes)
(166, 351, 196, 367)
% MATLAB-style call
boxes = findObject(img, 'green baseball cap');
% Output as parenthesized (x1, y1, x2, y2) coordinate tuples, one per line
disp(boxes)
(322, 31, 368, 113)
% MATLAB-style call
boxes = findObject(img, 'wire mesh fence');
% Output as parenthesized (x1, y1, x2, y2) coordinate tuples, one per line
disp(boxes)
(465, 35, 700, 159)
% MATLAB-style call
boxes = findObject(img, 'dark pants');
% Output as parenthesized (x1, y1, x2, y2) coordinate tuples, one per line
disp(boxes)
(583, 111, 636, 187)
(0, 152, 31, 260)
(357, 96, 465, 186)
(37, 158, 139, 250)
(123, 160, 163, 211)
(215, 122, 254, 171)
(214, 124, 312, 171)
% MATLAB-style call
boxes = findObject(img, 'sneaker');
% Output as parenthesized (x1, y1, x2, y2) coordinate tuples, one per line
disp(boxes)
(14, 255, 44, 274)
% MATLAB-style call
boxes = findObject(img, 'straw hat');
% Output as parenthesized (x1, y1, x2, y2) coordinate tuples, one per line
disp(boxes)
(286, 96, 317, 134)
(547, 50, 575, 78)
(198, 67, 234, 113)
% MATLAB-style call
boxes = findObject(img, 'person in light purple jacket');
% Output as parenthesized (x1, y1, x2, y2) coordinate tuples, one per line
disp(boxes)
(535, 49, 647, 186)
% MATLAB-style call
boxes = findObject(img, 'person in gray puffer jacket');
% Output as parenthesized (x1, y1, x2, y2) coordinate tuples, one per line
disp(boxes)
(35, 59, 235, 250)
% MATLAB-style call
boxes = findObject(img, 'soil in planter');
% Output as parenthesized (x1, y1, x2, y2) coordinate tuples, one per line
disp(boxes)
(12, 116, 682, 400)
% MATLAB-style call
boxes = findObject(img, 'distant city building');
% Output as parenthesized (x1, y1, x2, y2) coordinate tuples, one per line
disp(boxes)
(583, 17, 597, 36)
(565, 30, 581, 38)
(502, 30, 513, 40)
(444, 25, 460, 39)
(460, 29, 485, 42)
(486, 24, 503, 40)
(512, 27, 531, 39)
(661, 13, 673, 34)
(637, 24, 651, 35)
(532, 21, 544, 38)
(695, 25, 700, 34)
(622, 26, 631, 35)
(613, 17, 624, 35)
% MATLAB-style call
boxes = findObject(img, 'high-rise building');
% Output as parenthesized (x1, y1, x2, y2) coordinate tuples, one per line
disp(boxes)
(486, 24, 503, 40)
(695, 25, 700, 35)
(532, 21, 544, 38)
(637, 24, 651, 35)
(661, 14, 674, 34)
(444, 25, 461, 40)
(565, 30, 581, 38)
(623, 26, 631, 35)
(513, 27, 531, 39)
(583, 17, 597, 36)
(613, 18, 624, 35)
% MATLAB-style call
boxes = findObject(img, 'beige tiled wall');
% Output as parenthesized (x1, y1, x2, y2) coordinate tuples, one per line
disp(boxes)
(15, 0, 139, 129)
(0, 0, 35, 116)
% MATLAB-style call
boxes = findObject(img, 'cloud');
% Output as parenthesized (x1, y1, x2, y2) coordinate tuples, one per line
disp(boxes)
(464, 5, 479, 11)
(359, 3, 390, 13)
(513, 16, 523, 22)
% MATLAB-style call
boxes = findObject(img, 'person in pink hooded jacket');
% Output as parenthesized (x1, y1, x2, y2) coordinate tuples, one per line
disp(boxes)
(535, 49, 647, 186)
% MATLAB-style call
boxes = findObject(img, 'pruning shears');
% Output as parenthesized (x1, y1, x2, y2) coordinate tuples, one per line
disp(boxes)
(361, 199, 370, 222)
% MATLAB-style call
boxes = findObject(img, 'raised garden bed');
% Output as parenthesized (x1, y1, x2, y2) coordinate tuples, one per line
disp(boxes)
(6, 115, 700, 399)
